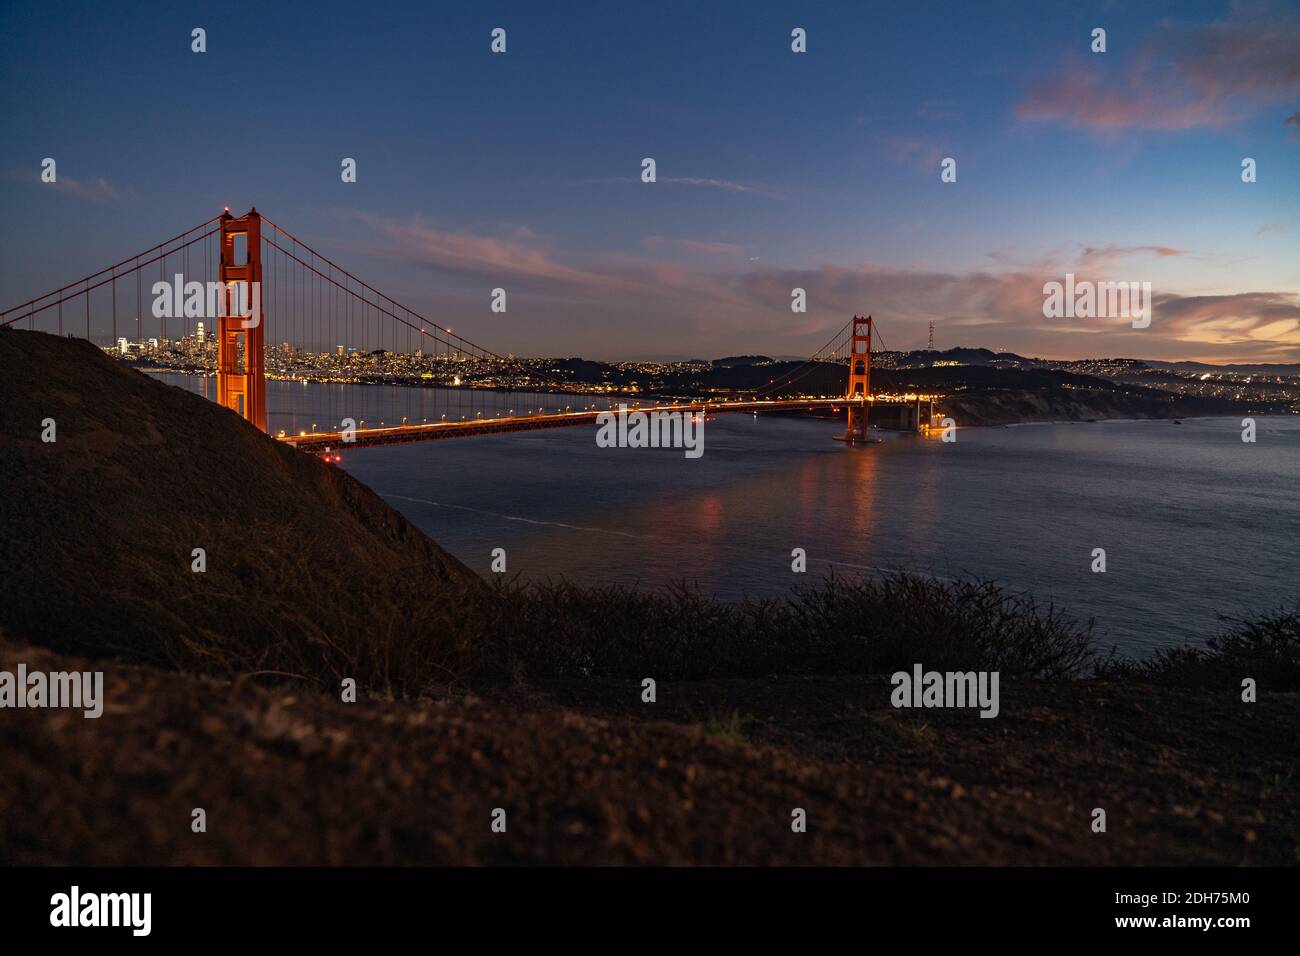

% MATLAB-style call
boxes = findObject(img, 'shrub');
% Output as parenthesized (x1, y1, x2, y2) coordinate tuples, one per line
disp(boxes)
(1097, 606, 1300, 690)
(463, 572, 1097, 683)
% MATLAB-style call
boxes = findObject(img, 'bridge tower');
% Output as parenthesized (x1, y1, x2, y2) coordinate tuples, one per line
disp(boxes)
(845, 314, 872, 442)
(216, 208, 267, 431)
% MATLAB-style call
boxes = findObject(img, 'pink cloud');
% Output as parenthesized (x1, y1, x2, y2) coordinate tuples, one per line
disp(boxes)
(354, 214, 636, 293)
(343, 212, 1300, 362)
(1077, 244, 1186, 269)
(885, 138, 945, 171)
(1017, 64, 1231, 132)
(1155, 292, 1300, 347)
(1016, 13, 1300, 133)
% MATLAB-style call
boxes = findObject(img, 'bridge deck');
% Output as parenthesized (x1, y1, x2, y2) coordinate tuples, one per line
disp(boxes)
(278, 397, 896, 452)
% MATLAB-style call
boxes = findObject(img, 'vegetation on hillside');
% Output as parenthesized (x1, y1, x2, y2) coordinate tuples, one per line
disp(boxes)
(1097, 606, 1300, 691)
(465, 573, 1096, 684)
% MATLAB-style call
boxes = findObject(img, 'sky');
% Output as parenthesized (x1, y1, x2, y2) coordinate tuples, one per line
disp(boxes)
(2, 0, 1298, 363)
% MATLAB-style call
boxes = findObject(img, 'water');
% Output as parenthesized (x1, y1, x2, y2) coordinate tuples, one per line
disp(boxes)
(157, 374, 1300, 656)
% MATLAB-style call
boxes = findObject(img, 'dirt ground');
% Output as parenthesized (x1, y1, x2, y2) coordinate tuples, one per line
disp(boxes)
(3, 638, 1293, 866)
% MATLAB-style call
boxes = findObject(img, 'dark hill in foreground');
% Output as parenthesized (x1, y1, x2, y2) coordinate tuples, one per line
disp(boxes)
(0, 329, 482, 691)
(2, 636, 1296, 864)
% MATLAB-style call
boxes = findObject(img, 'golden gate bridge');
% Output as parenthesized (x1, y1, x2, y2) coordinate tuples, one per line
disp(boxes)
(1, 208, 933, 450)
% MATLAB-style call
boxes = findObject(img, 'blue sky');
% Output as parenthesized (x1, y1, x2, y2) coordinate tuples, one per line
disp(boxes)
(2, 0, 1298, 361)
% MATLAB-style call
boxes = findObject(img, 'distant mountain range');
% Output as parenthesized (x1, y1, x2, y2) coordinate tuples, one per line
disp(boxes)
(873, 348, 1300, 377)
(635, 349, 1300, 376)
(1144, 359, 1300, 376)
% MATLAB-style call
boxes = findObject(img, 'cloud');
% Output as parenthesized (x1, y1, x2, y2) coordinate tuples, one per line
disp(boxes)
(345, 212, 1300, 362)
(1016, 13, 1300, 133)
(1256, 221, 1290, 236)
(886, 138, 944, 171)
(45, 174, 123, 204)
(348, 213, 747, 306)
(1077, 244, 1186, 269)
(640, 235, 745, 258)
(1154, 292, 1300, 347)
(1286, 112, 1300, 136)
(660, 177, 780, 197)
(586, 175, 786, 199)
(351, 214, 642, 296)
(1017, 67, 1230, 131)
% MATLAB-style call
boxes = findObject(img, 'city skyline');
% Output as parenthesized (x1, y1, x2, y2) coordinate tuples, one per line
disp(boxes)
(2, 0, 1299, 363)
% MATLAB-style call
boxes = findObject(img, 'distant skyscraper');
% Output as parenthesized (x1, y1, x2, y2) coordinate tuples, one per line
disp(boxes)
(196, 322, 205, 343)
(117, 337, 128, 355)
(337, 344, 344, 356)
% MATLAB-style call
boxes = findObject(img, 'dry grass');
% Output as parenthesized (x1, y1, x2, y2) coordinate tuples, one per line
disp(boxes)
(1097, 607, 1300, 690)
(462, 573, 1098, 683)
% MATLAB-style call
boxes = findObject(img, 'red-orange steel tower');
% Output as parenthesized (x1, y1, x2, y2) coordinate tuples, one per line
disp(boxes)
(845, 314, 871, 441)
(216, 209, 267, 431)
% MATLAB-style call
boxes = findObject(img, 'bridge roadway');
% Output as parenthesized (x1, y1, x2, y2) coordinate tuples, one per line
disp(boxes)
(278, 397, 878, 452)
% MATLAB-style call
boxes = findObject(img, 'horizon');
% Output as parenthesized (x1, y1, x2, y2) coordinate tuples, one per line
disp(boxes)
(513, 346, 1300, 368)
(2, 0, 1298, 364)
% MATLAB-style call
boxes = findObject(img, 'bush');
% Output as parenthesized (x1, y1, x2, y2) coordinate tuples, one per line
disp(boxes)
(463, 572, 1098, 683)
(1097, 607, 1300, 690)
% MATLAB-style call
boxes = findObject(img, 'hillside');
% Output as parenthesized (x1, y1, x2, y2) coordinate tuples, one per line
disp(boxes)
(0, 329, 483, 691)
(938, 385, 1244, 427)
(3, 635, 1295, 865)
(522, 349, 1283, 423)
